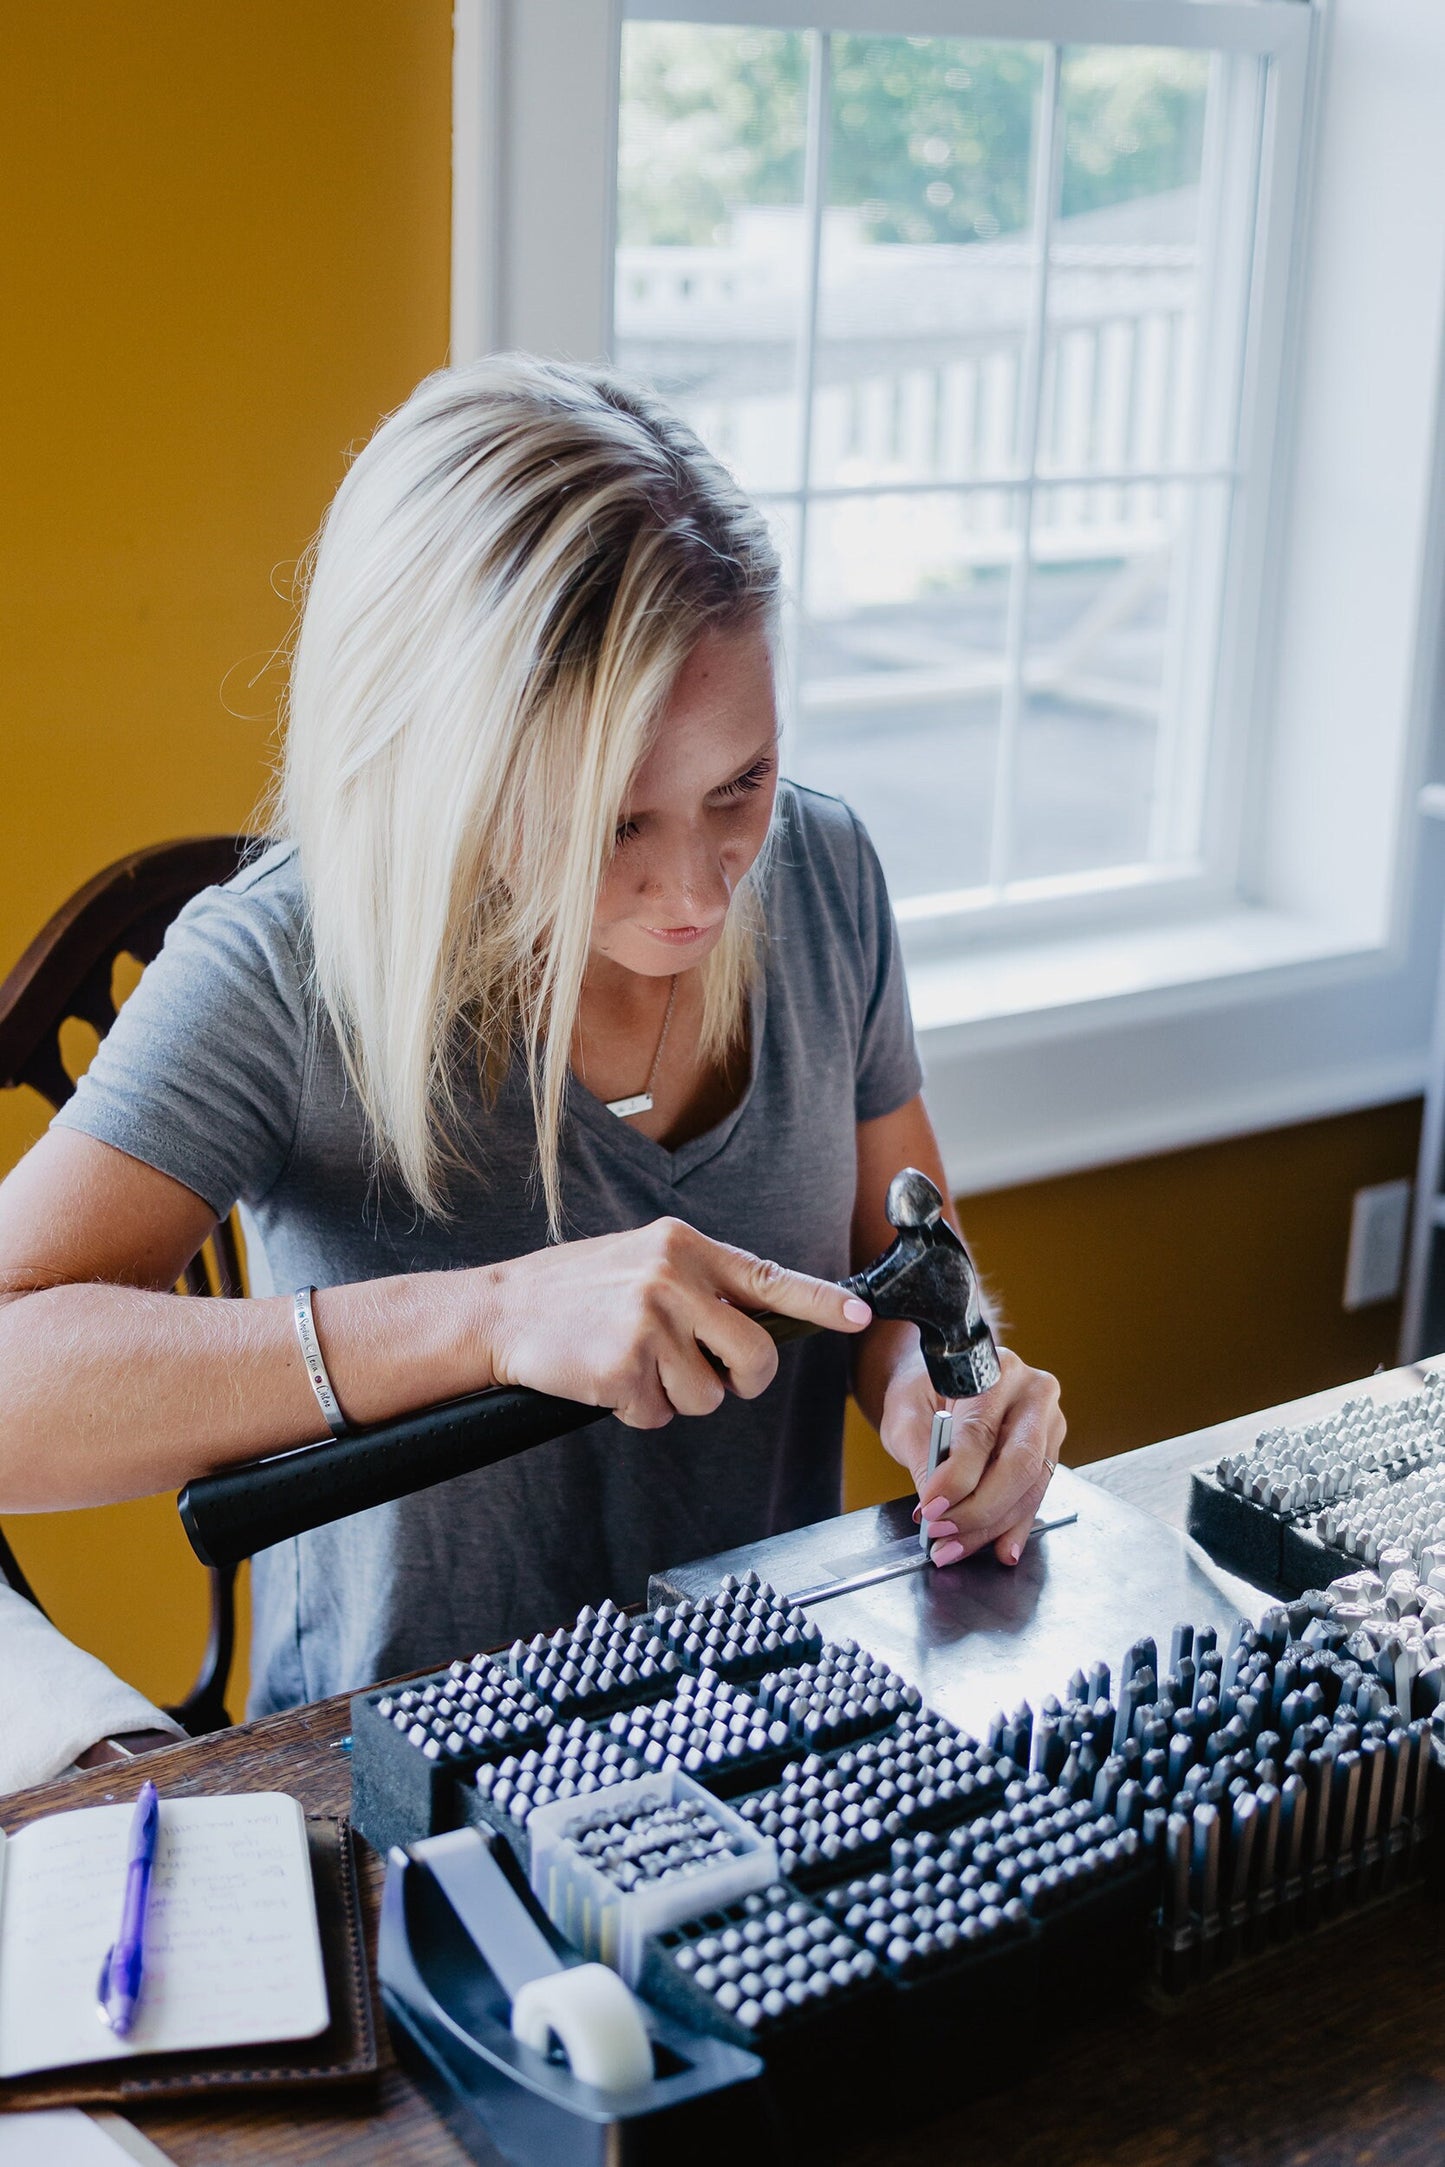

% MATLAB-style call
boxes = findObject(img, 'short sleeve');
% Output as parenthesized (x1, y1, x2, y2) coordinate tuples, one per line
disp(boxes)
(848, 811, 925, 1124)
(51, 862, 310, 1219)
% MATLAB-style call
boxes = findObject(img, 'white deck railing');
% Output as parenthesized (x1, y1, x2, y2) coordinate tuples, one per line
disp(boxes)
(617, 228, 1200, 592)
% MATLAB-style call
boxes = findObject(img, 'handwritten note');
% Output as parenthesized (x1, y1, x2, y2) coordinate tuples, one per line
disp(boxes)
(0, 1793, 327, 2079)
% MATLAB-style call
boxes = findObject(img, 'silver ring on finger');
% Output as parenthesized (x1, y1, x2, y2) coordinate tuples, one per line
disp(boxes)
(1042, 1458, 1058, 1480)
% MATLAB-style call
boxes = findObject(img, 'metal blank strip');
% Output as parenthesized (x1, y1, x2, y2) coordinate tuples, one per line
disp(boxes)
(786, 1509, 1079, 1608)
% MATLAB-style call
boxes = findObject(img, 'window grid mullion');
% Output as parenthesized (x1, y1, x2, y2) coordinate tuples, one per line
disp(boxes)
(987, 41, 1062, 894)
(787, 28, 831, 749)
(1149, 54, 1268, 871)
(1145, 52, 1240, 867)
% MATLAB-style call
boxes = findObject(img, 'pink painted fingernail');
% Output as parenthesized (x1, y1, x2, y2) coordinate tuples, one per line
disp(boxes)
(843, 1297, 872, 1324)
(923, 1519, 957, 1542)
(1006, 1542, 1022, 1566)
(919, 1496, 947, 1521)
(912, 1503, 923, 1523)
(931, 1539, 965, 1568)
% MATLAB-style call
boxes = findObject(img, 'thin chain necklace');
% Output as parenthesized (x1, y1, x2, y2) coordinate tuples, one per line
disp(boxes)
(603, 975, 679, 1119)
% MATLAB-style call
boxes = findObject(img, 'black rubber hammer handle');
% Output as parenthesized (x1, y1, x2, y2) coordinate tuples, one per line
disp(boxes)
(178, 1384, 602, 1570)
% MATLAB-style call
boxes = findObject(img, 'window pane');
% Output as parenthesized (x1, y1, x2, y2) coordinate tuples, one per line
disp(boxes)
(615, 24, 810, 493)
(812, 38, 1046, 490)
(786, 490, 1017, 902)
(1039, 48, 1212, 478)
(1010, 480, 1221, 883)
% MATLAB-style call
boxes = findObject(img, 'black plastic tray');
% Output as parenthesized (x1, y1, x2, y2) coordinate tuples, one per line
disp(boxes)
(1186, 1468, 1354, 1598)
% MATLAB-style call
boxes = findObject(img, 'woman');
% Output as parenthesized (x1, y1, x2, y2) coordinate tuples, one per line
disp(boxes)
(0, 357, 1063, 1715)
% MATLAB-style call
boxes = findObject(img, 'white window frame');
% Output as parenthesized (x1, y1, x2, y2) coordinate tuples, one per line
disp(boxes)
(455, 1, 1445, 1196)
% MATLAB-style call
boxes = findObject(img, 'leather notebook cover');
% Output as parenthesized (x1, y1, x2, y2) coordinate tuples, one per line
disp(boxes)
(0, 1816, 378, 2109)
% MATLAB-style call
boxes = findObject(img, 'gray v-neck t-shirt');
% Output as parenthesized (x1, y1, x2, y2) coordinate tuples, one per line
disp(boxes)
(56, 783, 923, 1714)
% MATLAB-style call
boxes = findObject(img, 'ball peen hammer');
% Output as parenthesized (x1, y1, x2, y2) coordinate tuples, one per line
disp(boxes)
(177, 1168, 999, 1570)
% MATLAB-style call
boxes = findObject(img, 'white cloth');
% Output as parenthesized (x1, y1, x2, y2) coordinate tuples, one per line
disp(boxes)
(0, 1584, 183, 1795)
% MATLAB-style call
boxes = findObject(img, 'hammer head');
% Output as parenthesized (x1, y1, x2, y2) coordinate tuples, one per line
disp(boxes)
(846, 1168, 1001, 1399)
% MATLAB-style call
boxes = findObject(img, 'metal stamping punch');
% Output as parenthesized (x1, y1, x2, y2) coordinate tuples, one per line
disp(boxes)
(920, 1406, 955, 1555)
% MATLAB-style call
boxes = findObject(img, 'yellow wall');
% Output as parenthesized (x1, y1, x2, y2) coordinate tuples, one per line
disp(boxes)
(0, 2, 453, 1713)
(0, 10, 1427, 1719)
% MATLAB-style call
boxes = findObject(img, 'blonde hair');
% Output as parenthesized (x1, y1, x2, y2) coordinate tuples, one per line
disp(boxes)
(279, 355, 781, 1234)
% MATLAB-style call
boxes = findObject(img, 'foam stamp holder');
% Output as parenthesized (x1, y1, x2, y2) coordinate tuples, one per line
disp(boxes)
(1187, 1370, 1445, 1597)
(357, 1564, 1442, 2165)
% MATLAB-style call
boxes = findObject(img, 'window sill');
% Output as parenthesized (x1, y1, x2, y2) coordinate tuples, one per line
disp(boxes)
(908, 904, 1386, 1051)
(905, 903, 1427, 1195)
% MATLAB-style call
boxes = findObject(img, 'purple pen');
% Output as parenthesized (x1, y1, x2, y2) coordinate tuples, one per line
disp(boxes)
(96, 1780, 161, 2037)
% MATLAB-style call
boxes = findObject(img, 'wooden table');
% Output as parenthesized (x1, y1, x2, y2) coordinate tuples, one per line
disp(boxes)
(6, 1363, 1445, 2166)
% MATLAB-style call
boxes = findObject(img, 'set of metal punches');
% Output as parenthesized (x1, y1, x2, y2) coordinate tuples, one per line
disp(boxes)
(353, 1561, 1443, 2153)
(1146, 1606, 1434, 1989)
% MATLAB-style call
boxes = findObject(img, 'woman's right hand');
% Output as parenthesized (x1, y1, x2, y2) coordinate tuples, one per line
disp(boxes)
(474, 1218, 872, 1428)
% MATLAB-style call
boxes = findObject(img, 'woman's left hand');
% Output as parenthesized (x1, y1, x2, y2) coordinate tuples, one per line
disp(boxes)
(878, 1346, 1065, 1569)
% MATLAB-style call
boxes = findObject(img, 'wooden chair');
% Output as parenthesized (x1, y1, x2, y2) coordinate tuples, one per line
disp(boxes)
(0, 837, 258, 1734)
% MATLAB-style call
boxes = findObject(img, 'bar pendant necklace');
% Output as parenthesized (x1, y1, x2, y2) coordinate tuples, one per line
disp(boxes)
(606, 975, 678, 1119)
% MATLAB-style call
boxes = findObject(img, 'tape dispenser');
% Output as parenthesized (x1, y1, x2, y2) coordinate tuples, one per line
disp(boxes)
(379, 1824, 772, 2166)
